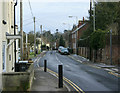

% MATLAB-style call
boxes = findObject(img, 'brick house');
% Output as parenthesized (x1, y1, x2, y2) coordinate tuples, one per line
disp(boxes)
(70, 18, 89, 54)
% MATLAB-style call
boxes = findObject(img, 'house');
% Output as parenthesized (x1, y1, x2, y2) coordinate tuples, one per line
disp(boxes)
(70, 17, 89, 54)
(70, 17, 119, 65)
(0, 0, 20, 73)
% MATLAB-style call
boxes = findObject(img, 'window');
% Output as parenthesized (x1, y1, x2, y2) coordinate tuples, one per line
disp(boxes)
(9, 54, 11, 61)
(2, 41, 6, 72)
(73, 43, 76, 49)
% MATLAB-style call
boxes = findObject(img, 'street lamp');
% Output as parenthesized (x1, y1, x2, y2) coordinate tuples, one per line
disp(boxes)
(40, 25, 42, 52)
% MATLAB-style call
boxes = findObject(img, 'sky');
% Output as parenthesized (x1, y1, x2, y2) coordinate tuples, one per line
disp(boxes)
(16, 0, 90, 34)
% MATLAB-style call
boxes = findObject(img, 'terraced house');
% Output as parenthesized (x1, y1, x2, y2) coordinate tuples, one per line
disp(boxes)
(0, 0, 20, 73)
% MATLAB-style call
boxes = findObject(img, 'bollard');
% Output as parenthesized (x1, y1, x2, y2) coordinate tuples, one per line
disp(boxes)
(44, 60, 47, 72)
(58, 65, 63, 88)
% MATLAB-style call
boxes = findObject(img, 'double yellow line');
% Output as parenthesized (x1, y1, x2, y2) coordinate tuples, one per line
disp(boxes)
(47, 68, 85, 93)
(108, 71, 120, 77)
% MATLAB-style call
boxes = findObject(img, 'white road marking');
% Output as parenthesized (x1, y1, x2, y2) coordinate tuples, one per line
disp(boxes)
(55, 54, 63, 65)
(34, 77, 36, 80)
(104, 68, 114, 72)
(36, 57, 41, 67)
(34, 59, 37, 62)
(65, 65, 70, 68)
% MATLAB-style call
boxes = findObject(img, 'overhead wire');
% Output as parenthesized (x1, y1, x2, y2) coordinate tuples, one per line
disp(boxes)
(36, 21, 52, 31)
(23, 21, 33, 26)
(28, 0, 34, 19)
(36, 18, 59, 32)
(17, 17, 33, 23)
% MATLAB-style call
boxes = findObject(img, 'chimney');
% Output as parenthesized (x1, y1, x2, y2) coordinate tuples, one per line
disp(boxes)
(78, 20, 82, 27)
(83, 17, 84, 23)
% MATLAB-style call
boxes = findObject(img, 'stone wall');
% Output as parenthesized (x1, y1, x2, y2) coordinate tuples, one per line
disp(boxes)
(2, 63, 34, 91)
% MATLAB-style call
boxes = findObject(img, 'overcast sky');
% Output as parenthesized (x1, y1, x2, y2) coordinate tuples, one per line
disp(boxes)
(16, 0, 90, 34)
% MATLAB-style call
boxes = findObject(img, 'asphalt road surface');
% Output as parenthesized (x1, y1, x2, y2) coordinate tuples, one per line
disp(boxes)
(35, 51, 119, 92)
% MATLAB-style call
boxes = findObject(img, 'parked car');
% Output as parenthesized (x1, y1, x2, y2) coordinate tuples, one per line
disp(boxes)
(58, 46, 64, 53)
(60, 48, 69, 55)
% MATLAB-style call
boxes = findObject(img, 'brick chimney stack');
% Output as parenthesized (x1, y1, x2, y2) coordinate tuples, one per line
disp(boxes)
(78, 17, 85, 27)
(78, 20, 82, 27)
(83, 17, 84, 23)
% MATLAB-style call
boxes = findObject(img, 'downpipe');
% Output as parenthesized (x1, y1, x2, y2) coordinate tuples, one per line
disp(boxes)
(14, 0, 17, 72)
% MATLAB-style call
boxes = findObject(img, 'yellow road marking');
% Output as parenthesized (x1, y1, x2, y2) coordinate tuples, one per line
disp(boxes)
(63, 78, 80, 92)
(47, 68, 84, 93)
(63, 77, 85, 93)
(108, 72, 120, 77)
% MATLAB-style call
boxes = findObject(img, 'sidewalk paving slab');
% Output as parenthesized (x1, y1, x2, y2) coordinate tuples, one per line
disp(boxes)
(31, 67, 68, 92)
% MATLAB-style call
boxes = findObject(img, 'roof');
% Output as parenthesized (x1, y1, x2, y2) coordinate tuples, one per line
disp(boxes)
(72, 23, 87, 34)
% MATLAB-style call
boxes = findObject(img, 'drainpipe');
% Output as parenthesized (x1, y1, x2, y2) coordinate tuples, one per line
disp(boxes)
(14, 0, 17, 72)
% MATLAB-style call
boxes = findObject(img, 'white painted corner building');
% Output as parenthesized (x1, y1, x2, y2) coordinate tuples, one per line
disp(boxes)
(0, 0, 20, 73)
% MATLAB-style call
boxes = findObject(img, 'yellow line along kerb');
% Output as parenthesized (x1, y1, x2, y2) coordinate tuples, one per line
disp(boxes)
(47, 68, 85, 93)
(108, 72, 120, 77)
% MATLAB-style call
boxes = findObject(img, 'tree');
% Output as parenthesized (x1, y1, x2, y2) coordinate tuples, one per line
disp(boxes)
(28, 31, 34, 47)
(95, 2, 118, 30)
(59, 35, 65, 47)
(79, 2, 119, 61)
(90, 29, 106, 50)
(36, 32, 40, 38)
(89, 29, 107, 61)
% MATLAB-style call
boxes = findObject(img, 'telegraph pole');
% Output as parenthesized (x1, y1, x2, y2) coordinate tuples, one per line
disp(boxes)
(40, 25, 42, 52)
(34, 17, 36, 56)
(89, 0, 92, 61)
(20, 0, 23, 60)
(93, 0, 95, 31)
(90, 0, 92, 18)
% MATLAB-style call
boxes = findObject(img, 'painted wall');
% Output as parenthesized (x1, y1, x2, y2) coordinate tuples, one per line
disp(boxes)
(0, 0, 3, 91)
(0, 0, 17, 72)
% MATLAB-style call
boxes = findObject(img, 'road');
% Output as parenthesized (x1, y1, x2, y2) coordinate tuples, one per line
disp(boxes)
(35, 51, 119, 92)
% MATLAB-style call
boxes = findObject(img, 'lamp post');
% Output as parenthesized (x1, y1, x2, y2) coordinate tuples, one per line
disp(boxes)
(34, 17, 36, 56)
(68, 16, 78, 55)
(40, 25, 42, 52)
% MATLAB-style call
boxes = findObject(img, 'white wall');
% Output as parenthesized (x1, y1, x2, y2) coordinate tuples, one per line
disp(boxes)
(1, 0, 15, 72)
(16, 25, 19, 63)
(0, 0, 3, 91)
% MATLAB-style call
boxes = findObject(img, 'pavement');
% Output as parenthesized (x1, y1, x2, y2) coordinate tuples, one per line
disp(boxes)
(68, 54, 120, 77)
(30, 51, 119, 92)
(31, 67, 68, 91)
(30, 51, 69, 92)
